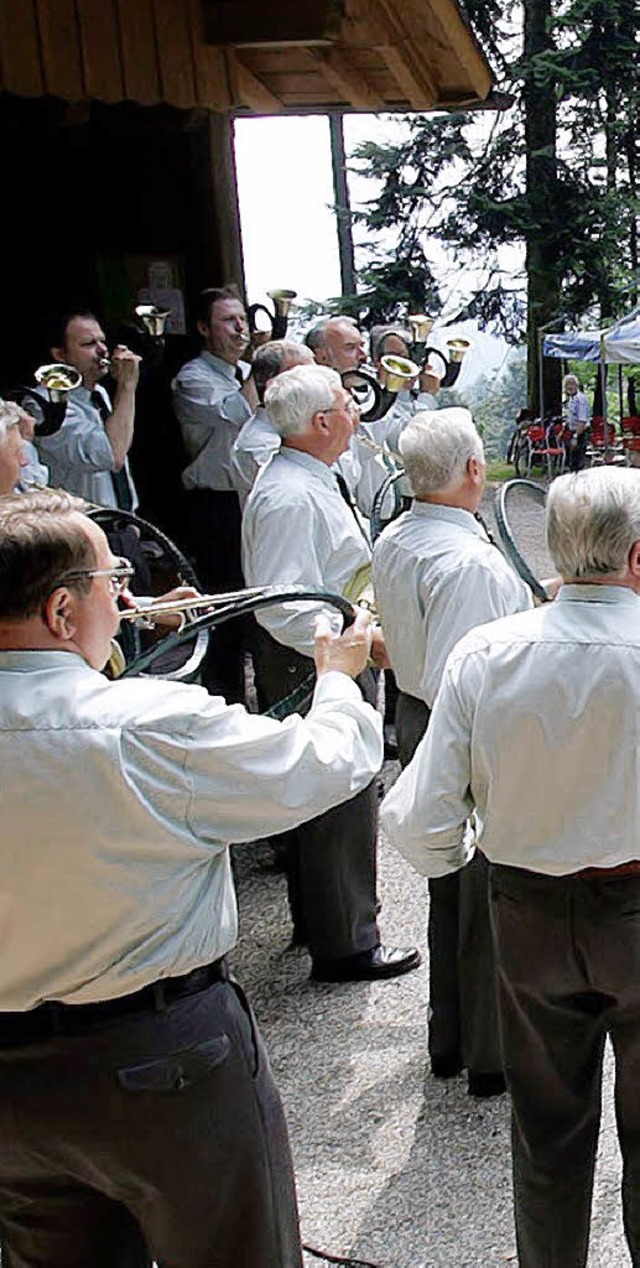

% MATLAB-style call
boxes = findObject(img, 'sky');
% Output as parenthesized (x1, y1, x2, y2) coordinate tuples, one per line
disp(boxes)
(233, 114, 516, 388)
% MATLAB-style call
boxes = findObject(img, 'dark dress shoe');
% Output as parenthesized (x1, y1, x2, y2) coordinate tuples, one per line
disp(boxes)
(467, 1071, 507, 1098)
(311, 944, 421, 983)
(431, 1054, 464, 1079)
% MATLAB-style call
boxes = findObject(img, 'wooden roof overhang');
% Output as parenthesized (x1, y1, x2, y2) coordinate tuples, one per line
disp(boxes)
(0, 0, 495, 115)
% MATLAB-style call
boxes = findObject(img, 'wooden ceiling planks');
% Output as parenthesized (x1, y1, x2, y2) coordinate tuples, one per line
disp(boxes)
(76, 0, 124, 102)
(0, 0, 44, 97)
(0, 0, 494, 114)
(116, 0, 161, 105)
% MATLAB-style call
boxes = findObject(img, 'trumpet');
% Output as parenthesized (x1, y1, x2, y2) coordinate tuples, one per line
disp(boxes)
(119, 586, 270, 630)
(134, 304, 171, 338)
(34, 363, 82, 402)
(247, 289, 297, 342)
(379, 354, 421, 392)
(446, 337, 471, 363)
(407, 314, 435, 344)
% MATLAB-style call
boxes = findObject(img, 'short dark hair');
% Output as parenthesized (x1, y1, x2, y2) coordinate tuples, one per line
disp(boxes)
(195, 285, 243, 327)
(44, 309, 101, 355)
(0, 490, 95, 619)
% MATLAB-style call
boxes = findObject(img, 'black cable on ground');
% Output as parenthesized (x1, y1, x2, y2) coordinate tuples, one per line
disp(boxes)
(302, 1243, 383, 1267)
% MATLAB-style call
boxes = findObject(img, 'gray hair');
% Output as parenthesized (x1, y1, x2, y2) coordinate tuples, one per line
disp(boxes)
(264, 364, 342, 439)
(398, 408, 483, 496)
(304, 320, 330, 353)
(251, 340, 312, 402)
(0, 400, 23, 449)
(547, 467, 640, 578)
(370, 325, 412, 363)
(563, 374, 579, 390)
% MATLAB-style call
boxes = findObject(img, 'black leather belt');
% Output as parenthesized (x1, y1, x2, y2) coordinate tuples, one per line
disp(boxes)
(0, 958, 228, 1048)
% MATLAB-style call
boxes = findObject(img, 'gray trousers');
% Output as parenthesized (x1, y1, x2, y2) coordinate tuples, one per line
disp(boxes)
(489, 864, 640, 1268)
(0, 978, 302, 1268)
(396, 691, 501, 1076)
(252, 625, 379, 962)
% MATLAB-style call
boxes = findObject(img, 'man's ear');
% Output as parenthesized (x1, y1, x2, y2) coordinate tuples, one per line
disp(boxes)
(311, 408, 331, 437)
(50, 345, 65, 364)
(467, 455, 483, 484)
(196, 320, 209, 342)
(43, 588, 78, 642)
(313, 347, 330, 367)
(629, 540, 640, 581)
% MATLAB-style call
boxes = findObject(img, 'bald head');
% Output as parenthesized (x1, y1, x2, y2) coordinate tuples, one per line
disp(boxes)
(308, 317, 366, 374)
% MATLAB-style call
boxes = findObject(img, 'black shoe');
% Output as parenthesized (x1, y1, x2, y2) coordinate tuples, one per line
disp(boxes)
(311, 944, 421, 983)
(431, 1054, 464, 1079)
(467, 1072, 507, 1098)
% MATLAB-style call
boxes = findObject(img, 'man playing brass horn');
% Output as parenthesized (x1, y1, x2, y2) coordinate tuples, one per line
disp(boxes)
(0, 486, 383, 1267)
(243, 363, 421, 983)
(33, 309, 140, 510)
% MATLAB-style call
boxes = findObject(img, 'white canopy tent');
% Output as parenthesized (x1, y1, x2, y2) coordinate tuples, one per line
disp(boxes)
(541, 306, 640, 423)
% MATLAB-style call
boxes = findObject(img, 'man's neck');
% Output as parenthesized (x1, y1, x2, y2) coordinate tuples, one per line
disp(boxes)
(415, 490, 479, 513)
(282, 437, 333, 466)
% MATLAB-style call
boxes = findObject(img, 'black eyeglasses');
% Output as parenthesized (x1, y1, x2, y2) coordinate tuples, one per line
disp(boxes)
(56, 557, 135, 598)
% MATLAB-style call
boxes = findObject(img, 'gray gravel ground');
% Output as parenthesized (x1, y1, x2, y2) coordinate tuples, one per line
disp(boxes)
(229, 481, 631, 1267)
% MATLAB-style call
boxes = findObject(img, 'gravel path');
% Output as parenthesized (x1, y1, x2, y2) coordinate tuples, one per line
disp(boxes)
(230, 482, 630, 1268)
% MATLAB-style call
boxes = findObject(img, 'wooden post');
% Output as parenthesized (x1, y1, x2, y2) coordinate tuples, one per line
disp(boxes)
(207, 112, 247, 293)
(329, 111, 356, 297)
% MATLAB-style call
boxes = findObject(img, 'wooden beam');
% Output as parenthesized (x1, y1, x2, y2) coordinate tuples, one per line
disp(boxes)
(226, 52, 284, 114)
(203, 0, 343, 48)
(187, 0, 232, 111)
(375, 0, 439, 107)
(427, 0, 492, 99)
(311, 47, 384, 110)
(152, 0, 197, 108)
(343, 0, 436, 108)
(207, 113, 245, 289)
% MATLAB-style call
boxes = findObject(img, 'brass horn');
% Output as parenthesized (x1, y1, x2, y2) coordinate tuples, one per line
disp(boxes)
(135, 304, 172, 338)
(379, 354, 421, 393)
(34, 363, 82, 403)
(446, 337, 471, 364)
(247, 289, 297, 341)
(407, 314, 435, 343)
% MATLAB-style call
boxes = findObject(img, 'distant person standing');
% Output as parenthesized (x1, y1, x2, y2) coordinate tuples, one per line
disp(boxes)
(563, 374, 591, 472)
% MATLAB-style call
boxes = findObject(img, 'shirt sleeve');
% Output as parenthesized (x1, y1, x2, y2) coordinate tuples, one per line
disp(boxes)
(124, 671, 383, 845)
(37, 399, 115, 473)
(380, 657, 476, 876)
(172, 366, 253, 458)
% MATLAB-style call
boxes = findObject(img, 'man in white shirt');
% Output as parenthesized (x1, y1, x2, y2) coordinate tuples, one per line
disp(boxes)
(0, 401, 29, 494)
(34, 309, 140, 510)
(373, 408, 531, 1095)
(229, 339, 313, 505)
(172, 286, 259, 702)
(563, 372, 591, 472)
(243, 363, 420, 983)
(0, 486, 383, 1268)
(381, 466, 640, 1268)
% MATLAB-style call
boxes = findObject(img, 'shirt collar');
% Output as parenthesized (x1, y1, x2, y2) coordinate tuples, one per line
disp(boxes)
(556, 583, 640, 607)
(199, 351, 239, 382)
(280, 446, 336, 488)
(0, 650, 94, 672)
(410, 501, 486, 538)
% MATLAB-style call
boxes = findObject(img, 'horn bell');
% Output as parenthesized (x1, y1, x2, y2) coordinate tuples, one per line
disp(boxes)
(379, 354, 421, 393)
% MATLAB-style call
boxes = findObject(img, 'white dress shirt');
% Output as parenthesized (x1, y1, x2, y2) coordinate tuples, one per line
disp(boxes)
(35, 384, 137, 510)
(566, 390, 591, 432)
(381, 584, 640, 878)
(350, 391, 438, 519)
(0, 650, 382, 1009)
(172, 352, 253, 492)
(242, 447, 372, 658)
(229, 405, 280, 505)
(373, 502, 531, 706)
